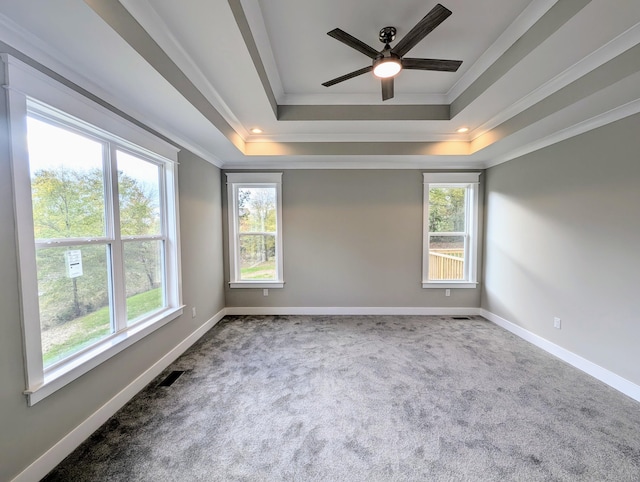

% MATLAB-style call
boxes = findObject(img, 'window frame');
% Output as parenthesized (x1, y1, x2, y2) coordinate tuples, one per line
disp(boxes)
(3, 54, 183, 405)
(422, 172, 480, 289)
(226, 172, 284, 289)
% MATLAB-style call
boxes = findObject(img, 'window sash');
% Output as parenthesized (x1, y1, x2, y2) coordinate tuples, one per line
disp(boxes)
(427, 233, 469, 281)
(26, 111, 172, 346)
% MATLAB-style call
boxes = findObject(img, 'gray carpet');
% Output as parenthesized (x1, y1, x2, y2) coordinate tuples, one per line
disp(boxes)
(43, 315, 640, 481)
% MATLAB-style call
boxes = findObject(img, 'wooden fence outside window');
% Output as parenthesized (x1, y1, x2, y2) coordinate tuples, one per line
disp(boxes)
(429, 250, 464, 280)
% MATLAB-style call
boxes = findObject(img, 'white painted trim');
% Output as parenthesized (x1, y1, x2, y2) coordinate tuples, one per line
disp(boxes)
(2, 55, 178, 161)
(470, 20, 640, 142)
(226, 172, 284, 287)
(422, 282, 478, 289)
(4, 56, 186, 404)
(481, 309, 640, 403)
(279, 92, 449, 106)
(422, 172, 481, 184)
(422, 175, 480, 286)
(221, 156, 478, 171)
(486, 97, 640, 168)
(248, 131, 466, 143)
(12, 309, 227, 482)
(225, 306, 482, 316)
(119, 0, 249, 140)
(446, 0, 558, 102)
(239, 0, 285, 103)
(28, 307, 184, 406)
(0, 13, 223, 168)
(225, 172, 282, 184)
(229, 282, 284, 289)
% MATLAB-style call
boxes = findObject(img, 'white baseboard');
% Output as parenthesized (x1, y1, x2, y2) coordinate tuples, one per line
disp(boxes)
(12, 309, 227, 482)
(225, 306, 482, 316)
(481, 309, 640, 403)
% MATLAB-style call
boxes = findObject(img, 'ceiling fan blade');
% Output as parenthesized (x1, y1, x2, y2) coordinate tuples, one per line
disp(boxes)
(392, 3, 452, 58)
(381, 77, 394, 101)
(402, 58, 462, 72)
(322, 66, 373, 87)
(327, 28, 380, 59)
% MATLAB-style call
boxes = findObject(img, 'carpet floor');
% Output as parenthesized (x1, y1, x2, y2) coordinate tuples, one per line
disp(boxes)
(43, 315, 640, 481)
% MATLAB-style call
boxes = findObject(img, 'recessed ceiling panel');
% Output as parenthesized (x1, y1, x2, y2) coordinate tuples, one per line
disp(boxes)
(256, 0, 534, 97)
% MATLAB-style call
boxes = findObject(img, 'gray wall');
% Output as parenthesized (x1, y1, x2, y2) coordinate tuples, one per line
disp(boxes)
(482, 112, 640, 386)
(0, 115, 225, 479)
(224, 169, 482, 309)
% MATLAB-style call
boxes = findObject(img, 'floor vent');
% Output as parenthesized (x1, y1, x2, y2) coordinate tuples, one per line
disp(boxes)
(158, 370, 185, 387)
(452, 316, 471, 320)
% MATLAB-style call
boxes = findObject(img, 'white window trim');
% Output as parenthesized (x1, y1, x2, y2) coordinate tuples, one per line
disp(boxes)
(3, 54, 183, 405)
(226, 172, 284, 289)
(422, 172, 480, 289)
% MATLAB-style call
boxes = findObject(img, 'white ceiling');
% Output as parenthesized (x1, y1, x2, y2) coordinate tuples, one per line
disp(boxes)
(1, 0, 640, 169)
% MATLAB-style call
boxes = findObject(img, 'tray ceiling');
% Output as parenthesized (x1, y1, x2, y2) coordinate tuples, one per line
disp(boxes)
(0, 0, 639, 168)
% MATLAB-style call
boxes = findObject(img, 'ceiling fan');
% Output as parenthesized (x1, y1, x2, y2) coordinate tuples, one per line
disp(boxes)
(322, 3, 462, 101)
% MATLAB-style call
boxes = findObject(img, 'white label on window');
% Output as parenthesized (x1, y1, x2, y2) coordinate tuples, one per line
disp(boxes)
(65, 250, 83, 278)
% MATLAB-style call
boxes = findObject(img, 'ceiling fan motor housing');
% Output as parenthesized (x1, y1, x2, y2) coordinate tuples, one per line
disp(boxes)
(379, 26, 396, 44)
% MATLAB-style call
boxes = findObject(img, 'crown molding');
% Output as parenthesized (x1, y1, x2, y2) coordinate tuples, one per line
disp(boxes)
(120, 0, 249, 140)
(471, 20, 640, 141)
(486, 96, 640, 168)
(446, 0, 558, 103)
(0, 11, 225, 167)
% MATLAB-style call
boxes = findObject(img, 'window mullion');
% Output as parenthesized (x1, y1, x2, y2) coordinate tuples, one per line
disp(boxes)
(106, 143, 127, 332)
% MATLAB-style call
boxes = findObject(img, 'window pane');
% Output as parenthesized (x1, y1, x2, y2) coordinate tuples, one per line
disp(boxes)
(429, 187, 466, 232)
(117, 150, 161, 236)
(429, 235, 465, 281)
(239, 234, 276, 280)
(36, 245, 112, 367)
(27, 117, 106, 239)
(123, 240, 165, 325)
(238, 187, 276, 233)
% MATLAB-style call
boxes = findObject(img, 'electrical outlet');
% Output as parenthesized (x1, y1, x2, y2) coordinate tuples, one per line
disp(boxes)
(445, 289, 451, 297)
(192, 307, 197, 318)
(263, 289, 269, 297)
(553, 317, 561, 329)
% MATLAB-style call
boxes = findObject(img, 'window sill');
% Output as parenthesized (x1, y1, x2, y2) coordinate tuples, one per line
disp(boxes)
(422, 282, 478, 289)
(25, 306, 184, 406)
(229, 281, 284, 289)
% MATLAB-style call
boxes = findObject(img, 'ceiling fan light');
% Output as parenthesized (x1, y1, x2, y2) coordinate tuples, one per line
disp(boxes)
(373, 58, 402, 78)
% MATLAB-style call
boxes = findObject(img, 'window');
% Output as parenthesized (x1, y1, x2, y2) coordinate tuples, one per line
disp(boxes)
(4, 55, 182, 405)
(226, 173, 283, 288)
(422, 172, 480, 288)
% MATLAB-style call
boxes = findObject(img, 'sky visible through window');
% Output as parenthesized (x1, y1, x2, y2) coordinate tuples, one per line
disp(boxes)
(26, 117, 159, 188)
(27, 116, 102, 175)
